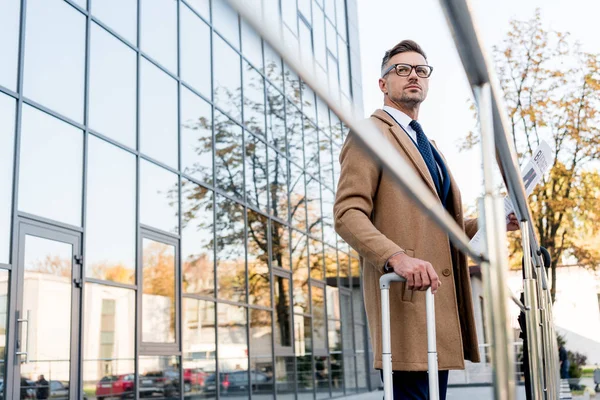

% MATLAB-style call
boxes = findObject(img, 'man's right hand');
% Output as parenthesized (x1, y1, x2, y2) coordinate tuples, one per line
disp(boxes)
(387, 252, 441, 294)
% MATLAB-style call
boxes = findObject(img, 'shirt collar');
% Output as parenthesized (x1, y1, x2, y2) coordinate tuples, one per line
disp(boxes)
(382, 106, 415, 130)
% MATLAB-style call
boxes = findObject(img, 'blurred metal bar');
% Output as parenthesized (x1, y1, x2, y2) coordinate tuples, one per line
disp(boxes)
(227, 0, 485, 264)
(510, 291, 528, 312)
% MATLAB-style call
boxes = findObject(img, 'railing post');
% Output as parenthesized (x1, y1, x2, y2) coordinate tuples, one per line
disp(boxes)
(475, 83, 515, 400)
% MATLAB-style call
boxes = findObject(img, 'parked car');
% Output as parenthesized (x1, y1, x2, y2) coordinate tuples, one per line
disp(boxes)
(139, 369, 180, 398)
(203, 371, 272, 396)
(49, 380, 69, 399)
(95, 374, 135, 399)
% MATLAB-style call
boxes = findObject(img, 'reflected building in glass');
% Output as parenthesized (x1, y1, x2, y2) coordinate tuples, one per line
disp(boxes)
(0, 0, 370, 398)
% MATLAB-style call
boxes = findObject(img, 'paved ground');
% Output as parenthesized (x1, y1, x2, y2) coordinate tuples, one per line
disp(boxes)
(340, 386, 528, 400)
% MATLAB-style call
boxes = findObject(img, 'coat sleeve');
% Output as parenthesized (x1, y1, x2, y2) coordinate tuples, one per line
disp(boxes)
(464, 218, 479, 239)
(333, 130, 404, 273)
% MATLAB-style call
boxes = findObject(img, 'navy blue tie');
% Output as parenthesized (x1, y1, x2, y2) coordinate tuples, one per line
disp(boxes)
(409, 120, 442, 196)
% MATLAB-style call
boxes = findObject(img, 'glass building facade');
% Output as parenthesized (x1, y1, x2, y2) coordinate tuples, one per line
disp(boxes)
(0, 0, 368, 398)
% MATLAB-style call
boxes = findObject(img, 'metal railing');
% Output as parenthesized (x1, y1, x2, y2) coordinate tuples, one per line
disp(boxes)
(226, 0, 560, 399)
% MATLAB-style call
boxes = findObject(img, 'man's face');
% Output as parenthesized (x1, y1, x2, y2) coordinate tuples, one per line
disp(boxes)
(379, 51, 430, 107)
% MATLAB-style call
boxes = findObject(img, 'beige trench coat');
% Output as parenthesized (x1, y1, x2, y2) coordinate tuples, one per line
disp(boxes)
(333, 109, 480, 371)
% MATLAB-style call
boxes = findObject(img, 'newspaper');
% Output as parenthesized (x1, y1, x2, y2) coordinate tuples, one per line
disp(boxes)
(468, 141, 553, 254)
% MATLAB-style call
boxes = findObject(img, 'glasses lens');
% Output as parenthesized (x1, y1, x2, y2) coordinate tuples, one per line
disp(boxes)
(395, 65, 412, 76)
(415, 66, 431, 77)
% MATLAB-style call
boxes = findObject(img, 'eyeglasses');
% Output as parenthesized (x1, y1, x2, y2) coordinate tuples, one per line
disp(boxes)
(381, 63, 433, 78)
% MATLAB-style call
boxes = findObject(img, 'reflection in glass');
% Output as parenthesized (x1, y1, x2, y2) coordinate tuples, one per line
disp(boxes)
(140, 160, 179, 234)
(264, 44, 283, 90)
(0, 95, 15, 264)
(244, 63, 266, 137)
(92, 0, 137, 44)
(291, 231, 309, 314)
(89, 23, 136, 148)
(139, 356, 181, 399)
(298, 0, 311, 21)
(328, 53, 340, 100)
(0, 0, 20, 90)
(324, 245, 338, 281)
(186, 0, 210, 21)
(268, 150, 288, 221)
(213, 35, 242, 121)
(217, 303, 248, 372)
(338, 251, 349, 287)
(315, 356, 330, 398)
(306, 176, 322, 239)
(274, 276, 292, 348)
(330, 112, 343, 146)
(24, 0, 85, 122)
(212, 0, 240, 48)
(330, 353, 344, 394)
(142, 238, 176, 343)
(242, 21, 263, 71)
(181, 87, 213, 184)
(251, 357, 274, 398)
(248, 211, 270, 307)
(275, 357, 295, 399)
(316, 98, 330, 132)
(286, 101, 303, 168)
(266, 84, 286, 154)
(289, 164, 306, 231)
(328, 320, 341, 352)
(304, 120, 319, 178)
(312, 286, 327, 351)
(309, 239, 324, 281)
(250, 309, 274, 397)
(312, 5, 326, 68)
(271, 221, 290, 270)
(181, 4, 212, 97)
(326, 19, 337, 57)
(0, 271, 7, 390)
(83, 284, 135, 400)
(245, 132, 268, 211)
(140, 0, 177, 73)
(86, 136, 136, 284)
(215, 111, 244, 200)
(344, 355, 357, 393)
(183, 298, 216, 397)
(338, 36, 351, 96)
(215, 196, 246, 303)
(318, 131, 334, 190)
(19, 105, 83, 226)
(284, 66, 301, 107)
(296, 355, 313, 394)
(20, 236, 73, 396)
(321, 188, 336, 246)
(336, 0, 347, 40)
(299, 19, 313, 65)
(350, 257, 360, 278)
(140, 58, 178, 168)
(356, 349, 368, 389)
(181, 180, 214, 296)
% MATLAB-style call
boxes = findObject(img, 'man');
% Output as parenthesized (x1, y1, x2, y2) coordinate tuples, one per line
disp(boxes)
(559, 344, 569, 379)
(333, 40, 519, 399)
(36, 375, 50, 400)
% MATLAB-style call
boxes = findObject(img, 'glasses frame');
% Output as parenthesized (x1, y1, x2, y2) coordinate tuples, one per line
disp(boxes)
(381, 63, 434, 78)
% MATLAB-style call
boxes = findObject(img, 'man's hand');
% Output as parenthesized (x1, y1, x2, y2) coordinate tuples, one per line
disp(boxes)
(507, 213, 520, 232)
(387, 252, 440, 294)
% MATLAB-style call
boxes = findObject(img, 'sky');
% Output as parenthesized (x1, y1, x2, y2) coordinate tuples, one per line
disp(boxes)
(357, 0, 600, 208)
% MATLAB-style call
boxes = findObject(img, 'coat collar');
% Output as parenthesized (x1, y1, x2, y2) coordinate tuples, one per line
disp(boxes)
(371, 109, 439, 198)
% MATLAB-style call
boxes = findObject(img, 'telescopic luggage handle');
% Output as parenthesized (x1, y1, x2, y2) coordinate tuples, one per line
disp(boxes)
(379, 273, 439, 400)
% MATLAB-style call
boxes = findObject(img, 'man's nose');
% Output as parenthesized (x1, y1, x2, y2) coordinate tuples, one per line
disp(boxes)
(408, 69, 420, 80)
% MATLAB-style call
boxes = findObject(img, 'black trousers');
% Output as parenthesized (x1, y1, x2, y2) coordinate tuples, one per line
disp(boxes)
(380, 370, 449, 400)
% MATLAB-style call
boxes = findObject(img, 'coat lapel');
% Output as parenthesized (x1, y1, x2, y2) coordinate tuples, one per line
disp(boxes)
(371, 109, 439, 199)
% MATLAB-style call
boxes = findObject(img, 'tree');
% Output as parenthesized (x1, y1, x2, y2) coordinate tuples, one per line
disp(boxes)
(463, 10, 600, 301)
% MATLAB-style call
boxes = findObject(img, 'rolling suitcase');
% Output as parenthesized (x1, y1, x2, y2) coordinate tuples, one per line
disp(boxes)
(379, 273, 440, 400)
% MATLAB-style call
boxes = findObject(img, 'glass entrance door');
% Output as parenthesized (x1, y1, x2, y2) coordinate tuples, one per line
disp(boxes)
(11, 221, 81, 400)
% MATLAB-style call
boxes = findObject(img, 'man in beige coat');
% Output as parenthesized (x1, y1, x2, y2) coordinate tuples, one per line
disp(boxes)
(333, 40, 519, 399)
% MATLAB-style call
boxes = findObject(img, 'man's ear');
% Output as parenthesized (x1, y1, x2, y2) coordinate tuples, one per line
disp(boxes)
(378, 78, 387, 94)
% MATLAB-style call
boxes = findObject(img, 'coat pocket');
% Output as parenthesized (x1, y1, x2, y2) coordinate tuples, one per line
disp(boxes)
(400, 249, 415, 302)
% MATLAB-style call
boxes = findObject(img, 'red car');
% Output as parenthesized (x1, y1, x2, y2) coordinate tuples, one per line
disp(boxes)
(95, 374, 134, 399)
(183, 368, 207, 392)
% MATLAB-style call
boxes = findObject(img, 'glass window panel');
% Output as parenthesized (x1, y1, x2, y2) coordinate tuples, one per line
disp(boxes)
(350, 257, 360, 278)
(356, 350, 368, 389)
(0, 95, 15, 264)
(185, 0, 211, 21)
(330, 111, 343, 146)
(286, 101, 303, 167)
(251, 359, 274, 398)
(142, 238, 176, 343)
(0, 0, 20, 91)
(264, 44, 283, 90)
(283, 25, 299, 59)
(140, 160, 179, 234)
(299, 19, 313, 66)
(321, 188, 335, 246)
(324, 0, 335, 21)
(0, 271, 8, 386)
(247, 210, 270, 307)
(213, 0, 240, 49)
(214, 111, 244, 200)
(268, 150, 288, 221)
(315, 355, 330, 398)
(296, 320, 313, 391)
(344, 355, 356, 392)
(214, 35, 242, 122)
(303, 85, 317, 123)
(338, 36, 350, 96)
(92, 0, 137, 44)
(18, 105, 83, 226)
(324, 245, 337, 281)
(312, 5, 326, 69)
(139, 356, 181, 397)
(140, 58, 178, 168)
(250, 309, 273, 360)
(289, 164, 306, 231)
(86, 136, 136, 284)
(242, 21, 263, 71)
(291, 231, 309, 314)
(217, 303, 248, 373)
(326, 19, 337, 56)
(352, 289, 365, 327)
(140, 0, 177, 73)
(181, 4, 212, 97)
(266, 84, 286, 154)
(332, 143, 341, 187)
(326, 286, 339, 320)
(341, 293, 353, 350)
(243, 63, 266, 137)
(309, 239, 324, 281)
(304, 120, 319, 178)
(298, 0, 312, 22)
(338, 251, 349, 287)
(284, 65, 301, 107)
(275, 357, 295, 399)
(312, 286, 327, 351)
(83, 284, 135, 398)
(245, 132, 268, 211)
(89, 23, 137, 149)
(183, 298, 216, 395)
(181, 87, 213, 184)
(330, 353, 343, 394)
(281, 0, 297, 33)
(319, 131, 334, 189)
(215, 195, 246, 303)
(24, 0, 85, 122)
(181, 180, 214, 296)
(271, 221, 290, 270)
(273, 275, 292, 349)
(328, 53, 340, 99)
(316, 98, 329, 131)
(336, 0, 347, 40)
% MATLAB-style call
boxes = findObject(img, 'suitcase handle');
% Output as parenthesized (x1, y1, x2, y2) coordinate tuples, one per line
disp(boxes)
(380, 273, 439, 400)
